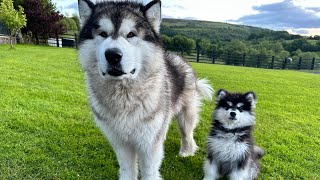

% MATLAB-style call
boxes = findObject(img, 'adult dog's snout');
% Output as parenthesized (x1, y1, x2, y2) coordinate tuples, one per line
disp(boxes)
(105, 48, 123, 65)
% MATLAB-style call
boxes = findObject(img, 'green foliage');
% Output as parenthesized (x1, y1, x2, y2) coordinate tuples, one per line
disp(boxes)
(0, 0, 26, 48)
(162, 34, 196, 54)
(172, 35, 196, 49)
(70, 15, 80, 30)
(161, 34, 172, 47)
(198, 39, 215, 52)
(1, 45, 319, 179)
(161, 18, 320, 59)
(225, 40, 248, 54)
(61, 17, 78, 31)
(161, 18, 301, 43)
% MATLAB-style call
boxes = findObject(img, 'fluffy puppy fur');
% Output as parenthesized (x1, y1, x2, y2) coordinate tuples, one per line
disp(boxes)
(203, 89, 264, 180)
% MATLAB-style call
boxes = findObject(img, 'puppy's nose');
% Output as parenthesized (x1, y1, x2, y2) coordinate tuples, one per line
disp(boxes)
(230, 112, 236, 118)
(105, 48, 123, 65)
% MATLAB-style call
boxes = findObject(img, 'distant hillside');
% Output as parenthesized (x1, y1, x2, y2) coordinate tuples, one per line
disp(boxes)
(160, 18, 301, 42)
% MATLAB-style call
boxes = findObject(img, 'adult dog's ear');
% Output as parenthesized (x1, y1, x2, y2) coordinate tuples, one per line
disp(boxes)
(78, 0, 95, 27)
(143, 0, 161, 33)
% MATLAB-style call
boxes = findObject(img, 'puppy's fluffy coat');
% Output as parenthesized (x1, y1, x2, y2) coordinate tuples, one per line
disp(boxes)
(203, 89, 264, 180)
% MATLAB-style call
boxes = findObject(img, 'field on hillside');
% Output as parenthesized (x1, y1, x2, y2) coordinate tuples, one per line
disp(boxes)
(0, 45, 319, 179)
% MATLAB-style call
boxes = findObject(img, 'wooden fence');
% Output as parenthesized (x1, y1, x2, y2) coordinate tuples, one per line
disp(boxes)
(168, 47, 320, 71)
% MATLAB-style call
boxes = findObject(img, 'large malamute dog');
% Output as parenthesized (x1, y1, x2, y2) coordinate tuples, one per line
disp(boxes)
(203, 90, 264, 180)
(77, 0, 213, 179)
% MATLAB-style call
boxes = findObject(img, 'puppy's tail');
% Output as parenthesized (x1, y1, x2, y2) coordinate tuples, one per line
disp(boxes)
(254, 145, 265, 159)
(196, 78, 214, 101)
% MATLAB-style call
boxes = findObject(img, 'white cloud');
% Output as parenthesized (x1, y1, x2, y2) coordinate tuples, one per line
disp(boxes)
(161, 0, 284, 22)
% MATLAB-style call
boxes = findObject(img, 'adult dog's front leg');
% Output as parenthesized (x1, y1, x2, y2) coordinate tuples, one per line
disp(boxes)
(138, 143, 164, 180)
(112, 142, 138, 180)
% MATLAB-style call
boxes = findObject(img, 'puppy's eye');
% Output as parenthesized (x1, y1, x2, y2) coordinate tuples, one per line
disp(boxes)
(237, 106, 244, 112)
(127, 32, 136, 38)
(99, 31, 108, 38)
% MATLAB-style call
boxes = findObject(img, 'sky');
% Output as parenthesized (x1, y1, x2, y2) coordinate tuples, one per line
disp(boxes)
(52, 0, 320, 36)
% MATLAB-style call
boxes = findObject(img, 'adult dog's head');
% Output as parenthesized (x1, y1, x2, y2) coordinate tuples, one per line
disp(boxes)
(78, 0, 163, 80)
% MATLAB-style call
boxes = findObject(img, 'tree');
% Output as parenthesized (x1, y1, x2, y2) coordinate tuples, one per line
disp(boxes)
(0, 0, 26, 48)
(284, 39, 309, 52)
(199, 39, 214, 52)
(61, 17, 77, 31)
(22, 0, 65, 44)
(71, 14, 80, 30)
(172, 34, 196, 54)
(161, 34, 172, 48)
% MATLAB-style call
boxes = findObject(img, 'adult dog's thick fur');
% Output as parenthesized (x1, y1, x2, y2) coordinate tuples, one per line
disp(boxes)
(77, 0, 213, 179)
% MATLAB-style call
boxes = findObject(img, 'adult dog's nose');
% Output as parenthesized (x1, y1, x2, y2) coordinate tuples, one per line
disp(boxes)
(105, 48, 123, 65)
(230, 112, 236, 118)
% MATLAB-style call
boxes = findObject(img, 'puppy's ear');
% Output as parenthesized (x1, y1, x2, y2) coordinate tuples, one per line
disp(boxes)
(78, 0, 95, 28)
(143, 0, 161, 33)
(244, 91, 257, 108)
(216, 89, 227, 102)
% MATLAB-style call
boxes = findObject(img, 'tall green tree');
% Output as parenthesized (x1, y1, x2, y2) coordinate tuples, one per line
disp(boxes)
(172, 34, 196, 54)
(0, 0, 27, 48)
(61, 17, 77, 31)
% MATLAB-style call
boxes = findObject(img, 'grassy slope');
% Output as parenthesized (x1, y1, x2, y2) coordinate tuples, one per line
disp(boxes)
(0, 45, 319, 179)
(161, 18, 272, 41)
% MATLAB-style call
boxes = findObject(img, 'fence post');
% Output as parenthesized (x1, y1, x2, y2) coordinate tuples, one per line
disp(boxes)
(212, 50, 215, 64)
(56, 32, 59, 47)
(242, 53, 246, 66)
(271, 56, 275, 69)
(227, 52, 231, 65)
(311, 57, 315, 70)
(256, 55, 260, 68)
(297, 57, 302, 70)
(74, 33, 78, 48)
(282, 58, 287, 69)
(196, 48, 200, 63)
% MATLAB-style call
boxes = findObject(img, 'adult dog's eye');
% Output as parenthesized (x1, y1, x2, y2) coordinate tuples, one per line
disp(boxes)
(99, 31, 108, 38)
(127, 32, 136, 38)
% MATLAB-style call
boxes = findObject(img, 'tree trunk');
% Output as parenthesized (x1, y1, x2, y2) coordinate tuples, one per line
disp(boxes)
(35, 34, 39, 45)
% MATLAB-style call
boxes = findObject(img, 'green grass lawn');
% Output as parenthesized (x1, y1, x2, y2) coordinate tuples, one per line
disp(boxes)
(1, 44, 319, 179)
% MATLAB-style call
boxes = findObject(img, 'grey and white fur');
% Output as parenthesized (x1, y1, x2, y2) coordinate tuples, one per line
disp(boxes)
(77, 0, 213, 179)
(203, 89, 264, 180)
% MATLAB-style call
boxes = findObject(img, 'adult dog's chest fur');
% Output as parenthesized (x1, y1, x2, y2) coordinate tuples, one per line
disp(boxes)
(87, 74, 173, 143)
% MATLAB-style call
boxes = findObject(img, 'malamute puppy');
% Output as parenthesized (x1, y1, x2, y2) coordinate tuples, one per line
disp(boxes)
(203, 89, 264, 180)
(77, 0, 213, 179)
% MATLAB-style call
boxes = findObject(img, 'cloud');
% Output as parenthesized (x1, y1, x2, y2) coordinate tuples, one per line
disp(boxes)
(66, 2, 78, 10)
(183, 17, 198, 20)
(286, 28, 320, 36)
(232, 0, 320, 29)
(163, 5, 185, 10)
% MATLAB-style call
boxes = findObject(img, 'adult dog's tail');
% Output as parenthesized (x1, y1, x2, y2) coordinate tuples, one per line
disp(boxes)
(196, 79, 214, 101)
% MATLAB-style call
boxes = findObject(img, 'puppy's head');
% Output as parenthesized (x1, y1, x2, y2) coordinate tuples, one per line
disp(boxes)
(214, 89, 256, 129)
